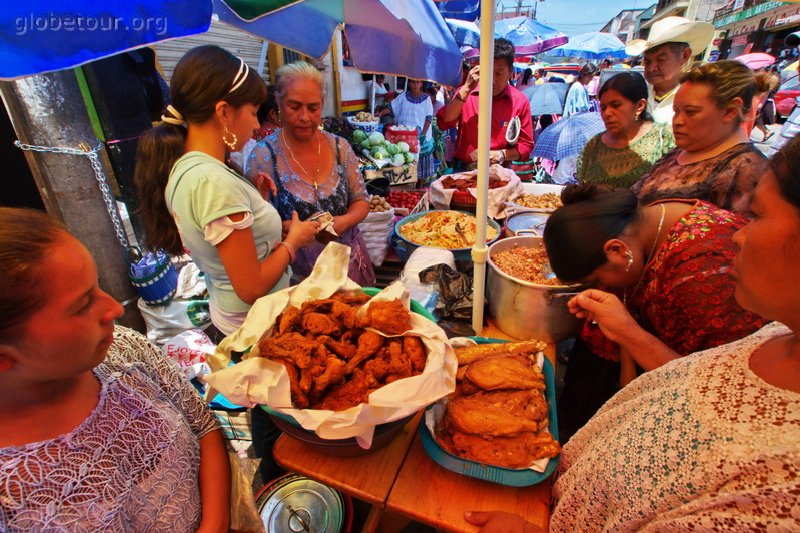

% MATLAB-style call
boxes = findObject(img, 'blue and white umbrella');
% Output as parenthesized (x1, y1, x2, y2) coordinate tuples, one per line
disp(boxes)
(446, 18, 480, 48)
(523, 83, 569, 116)
(532, 111, 605, 161)
(435, 0, 480, 22)
(548, 31, 629, 60)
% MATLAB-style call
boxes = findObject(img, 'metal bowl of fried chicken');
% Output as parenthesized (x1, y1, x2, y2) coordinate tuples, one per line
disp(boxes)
(259, 288, 436, 456)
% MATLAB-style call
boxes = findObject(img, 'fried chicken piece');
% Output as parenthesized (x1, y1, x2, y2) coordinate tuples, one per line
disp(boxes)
(301, 312, 341, 336)
(454, 340, 547, 366)
(464, 354, 545, 391)
(331, 290, 371, 306)
(259, 332, 317, 369)
(447, 390, 542, 436)
(317, 368, 379, 410)
(446, 429, 560, 469)
(311, 356, 347, 396)
(365, 299, 410, 335)
(274, 359, 308, 409)
(330, 300, 358, 329)
(386, 340, 412, 375)
(318, 334, 357, 360)
(346, 330, 384, 373)
(277, 305, 302, 334)
(363, 355, 391, 381)
(403, 336, 427, 372)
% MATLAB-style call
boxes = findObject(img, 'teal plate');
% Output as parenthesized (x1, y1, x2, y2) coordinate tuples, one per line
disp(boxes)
(419, 336, 560, 487)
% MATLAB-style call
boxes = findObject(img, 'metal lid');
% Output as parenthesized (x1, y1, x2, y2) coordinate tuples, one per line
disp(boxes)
(258, 474, 344, 533)
(506, 211, 550, 234)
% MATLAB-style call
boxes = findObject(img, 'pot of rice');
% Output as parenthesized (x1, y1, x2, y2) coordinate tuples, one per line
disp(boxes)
(487, 236, 582, 342)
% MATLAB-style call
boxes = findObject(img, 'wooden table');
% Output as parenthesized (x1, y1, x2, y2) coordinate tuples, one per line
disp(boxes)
(273, 412, 422, 531)
(386, 435, 551, 532)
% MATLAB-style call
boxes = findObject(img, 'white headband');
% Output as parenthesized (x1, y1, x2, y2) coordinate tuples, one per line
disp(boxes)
(228, 57, 250, 94)
(161, 105, 185, 126)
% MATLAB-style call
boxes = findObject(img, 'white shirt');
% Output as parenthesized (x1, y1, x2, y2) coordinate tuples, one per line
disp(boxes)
(648, 84, 679, 125)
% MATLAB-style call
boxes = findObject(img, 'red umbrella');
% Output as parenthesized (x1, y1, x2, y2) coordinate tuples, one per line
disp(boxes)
(734, 52, 776, 70)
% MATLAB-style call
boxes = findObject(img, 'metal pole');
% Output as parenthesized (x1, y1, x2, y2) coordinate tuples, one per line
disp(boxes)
(0, 71, 145, 332)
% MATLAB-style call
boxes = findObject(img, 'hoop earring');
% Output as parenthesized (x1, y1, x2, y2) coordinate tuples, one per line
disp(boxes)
(625, 250, 634, 272)
(222, 127, 238, 151)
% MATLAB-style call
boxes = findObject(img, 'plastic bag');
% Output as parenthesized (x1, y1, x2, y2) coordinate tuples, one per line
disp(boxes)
(358, 208, 395, 266)
(138, 297, 211, 347)
(400, 247, 456, 312)
(162, 328, 215, 381)
(419, 263, 473, 322)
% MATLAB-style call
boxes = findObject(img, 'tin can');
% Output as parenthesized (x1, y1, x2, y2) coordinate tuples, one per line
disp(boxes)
(256, 473, 347, 533)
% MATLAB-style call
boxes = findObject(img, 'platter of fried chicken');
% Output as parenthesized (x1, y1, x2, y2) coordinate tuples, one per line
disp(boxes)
(258, 291, 429, 411)
(204, 245, 457, 446)
(421, 340, 561, 486)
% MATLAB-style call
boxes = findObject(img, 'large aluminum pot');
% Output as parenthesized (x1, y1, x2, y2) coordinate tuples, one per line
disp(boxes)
(487, 236, 582, 342)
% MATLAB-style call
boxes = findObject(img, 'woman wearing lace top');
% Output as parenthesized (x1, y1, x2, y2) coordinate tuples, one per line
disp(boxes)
(576, 73, 675, 188)
(631, 60, 768, 216)
(247, 61, 375, 285)
(465, 136, 800, 532)
(0, 208, 229, 532)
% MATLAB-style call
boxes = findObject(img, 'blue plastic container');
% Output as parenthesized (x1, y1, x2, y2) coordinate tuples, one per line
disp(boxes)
(129, 250, 178, 306)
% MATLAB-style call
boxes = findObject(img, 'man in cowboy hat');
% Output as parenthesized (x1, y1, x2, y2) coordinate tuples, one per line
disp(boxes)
(626, 16, 715, 124)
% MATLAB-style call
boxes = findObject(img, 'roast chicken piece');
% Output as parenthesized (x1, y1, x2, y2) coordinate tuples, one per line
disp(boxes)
(463, 353, 545, 391)
(447, 390, 545, 437)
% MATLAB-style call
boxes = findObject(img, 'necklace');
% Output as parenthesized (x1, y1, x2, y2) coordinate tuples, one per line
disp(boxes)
(625, 203, 666, 305)
(282, 130, 321, 189)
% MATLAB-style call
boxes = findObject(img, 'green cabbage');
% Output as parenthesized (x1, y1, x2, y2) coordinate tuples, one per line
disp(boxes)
(396, 141, 410, 153)
(352, 129, 367, 143)
(368, 132, 385, 146)
(391, 154, 405, 167)
(385, 143, 399, 156)
(360, 139, 371, 149)
(404, 152, 415, 164)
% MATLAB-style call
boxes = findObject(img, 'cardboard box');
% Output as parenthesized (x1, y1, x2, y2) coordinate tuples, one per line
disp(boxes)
(364, 163, 418, 186)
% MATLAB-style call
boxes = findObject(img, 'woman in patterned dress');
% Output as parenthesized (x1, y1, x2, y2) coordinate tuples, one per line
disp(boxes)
(0, 208, 229, 532)
(543, 183, 769, 441)
(631, 60, 768, 216)
(465, 136, 800, 533)
(247, 61, 375, 286)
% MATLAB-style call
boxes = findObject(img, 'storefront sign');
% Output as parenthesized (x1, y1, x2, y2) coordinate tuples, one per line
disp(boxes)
(733, 0, 745, 10)
(714, 1, 784, 28)
(732, 34, 749, 46)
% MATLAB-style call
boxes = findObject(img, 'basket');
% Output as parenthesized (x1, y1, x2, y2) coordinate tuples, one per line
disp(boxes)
(346, 116, 380, 133)
(129, 250, 178, 306)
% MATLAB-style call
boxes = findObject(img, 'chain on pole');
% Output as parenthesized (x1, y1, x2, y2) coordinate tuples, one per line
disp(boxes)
(14, 140, 131, 252)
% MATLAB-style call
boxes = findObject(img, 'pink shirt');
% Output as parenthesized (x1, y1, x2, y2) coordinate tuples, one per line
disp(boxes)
(437, 84, 534, 164)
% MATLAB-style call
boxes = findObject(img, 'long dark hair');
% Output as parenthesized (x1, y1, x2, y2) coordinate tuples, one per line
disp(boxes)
(134, 45, 266, 256)
(521, 68, 533, 85)
(543, 184, 640, 282)
(598, 72, 653, 121)
(0, 208, 67, 342)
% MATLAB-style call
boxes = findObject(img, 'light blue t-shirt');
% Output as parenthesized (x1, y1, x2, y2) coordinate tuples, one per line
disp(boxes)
(165, 151, 288, 313)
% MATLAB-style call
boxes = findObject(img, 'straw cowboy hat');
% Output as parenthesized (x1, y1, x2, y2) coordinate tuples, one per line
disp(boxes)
(626, 16, 715, 57)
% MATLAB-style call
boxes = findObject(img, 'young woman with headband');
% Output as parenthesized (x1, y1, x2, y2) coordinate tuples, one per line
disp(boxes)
(135, 45, 319, 336)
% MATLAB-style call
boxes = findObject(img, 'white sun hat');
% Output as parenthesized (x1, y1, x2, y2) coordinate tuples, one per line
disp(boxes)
(626, 16, 715, 57)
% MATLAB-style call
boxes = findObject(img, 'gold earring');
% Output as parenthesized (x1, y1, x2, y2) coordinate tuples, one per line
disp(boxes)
(222, 127, 238, 151)
(625, 250, 634, 272)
